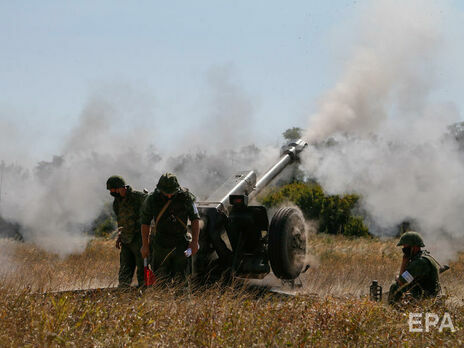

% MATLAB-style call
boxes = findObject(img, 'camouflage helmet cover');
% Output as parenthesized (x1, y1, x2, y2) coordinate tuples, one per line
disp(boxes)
(397, 231, 425, 247)
(157, 173, 180, 194)
(106, 175, 126, 189)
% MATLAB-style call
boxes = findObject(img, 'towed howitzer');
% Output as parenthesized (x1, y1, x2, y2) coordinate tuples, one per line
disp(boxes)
(193, 139, 309, 282)
(42, 139, 308, 296)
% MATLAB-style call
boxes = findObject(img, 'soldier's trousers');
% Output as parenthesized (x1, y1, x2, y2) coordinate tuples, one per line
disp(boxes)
(119, 234, 144, 287)
(149, 239, 189, 283)
(388, 281, 437, 305)
(388, 283, 401, 304)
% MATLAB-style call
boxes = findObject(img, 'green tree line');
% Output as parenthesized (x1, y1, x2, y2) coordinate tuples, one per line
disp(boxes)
(259, 181, 369, 237)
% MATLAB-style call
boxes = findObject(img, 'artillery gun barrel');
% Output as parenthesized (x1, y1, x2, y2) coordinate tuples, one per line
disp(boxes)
(198, 139, 307, 213)
(216, 170, 257, 209)
(249, 139, 307, 200)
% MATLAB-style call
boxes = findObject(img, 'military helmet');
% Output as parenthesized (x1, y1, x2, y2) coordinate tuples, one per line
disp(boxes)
(157, 173, 180, 194)
(397, 231, 425, 247)
(106, 175, 126, 189)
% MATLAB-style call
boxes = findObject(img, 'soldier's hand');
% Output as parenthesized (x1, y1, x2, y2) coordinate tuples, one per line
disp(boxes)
(140, 244, 150, 258)
(188, 241, 199, 256)
(115, 233, 122, 249)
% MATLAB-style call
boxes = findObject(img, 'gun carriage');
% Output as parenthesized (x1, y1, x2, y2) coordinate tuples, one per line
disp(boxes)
(194, 139, 309, 282)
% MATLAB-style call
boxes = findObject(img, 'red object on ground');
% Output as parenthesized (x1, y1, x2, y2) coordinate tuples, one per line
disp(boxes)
(144, 258, 156, 286)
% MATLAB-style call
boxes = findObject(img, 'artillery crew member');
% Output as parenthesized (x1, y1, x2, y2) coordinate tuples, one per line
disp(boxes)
(107, 175, 147, 288)
(388, 231, 441, 305)
(140, 173, 200, 282)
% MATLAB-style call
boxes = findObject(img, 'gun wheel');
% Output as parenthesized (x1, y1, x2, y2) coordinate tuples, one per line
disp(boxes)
(268, 207, 307, 280)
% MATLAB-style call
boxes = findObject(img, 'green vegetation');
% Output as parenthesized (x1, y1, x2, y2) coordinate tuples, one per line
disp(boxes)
(260, 182, 369, 237)
(89, 202, 116, 237)
(282, 127, 303, 141)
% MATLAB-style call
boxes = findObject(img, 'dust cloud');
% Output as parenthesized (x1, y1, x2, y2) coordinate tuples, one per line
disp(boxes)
(303, 0, 464, 262)
(0, 73, 280, 256)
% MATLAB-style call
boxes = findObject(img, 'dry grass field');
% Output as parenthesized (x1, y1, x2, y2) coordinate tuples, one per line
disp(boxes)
(0, 234, 462, 347)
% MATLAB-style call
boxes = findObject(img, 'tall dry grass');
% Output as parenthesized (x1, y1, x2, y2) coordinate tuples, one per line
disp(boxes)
(0, 235, 462, 346)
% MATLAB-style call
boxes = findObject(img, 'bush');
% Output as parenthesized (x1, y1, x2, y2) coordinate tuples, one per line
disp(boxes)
(343, 216, 370, 237)
(89, 203, 117, 238)
(94, 216, 116, 237)
(260, 182, 369, 237)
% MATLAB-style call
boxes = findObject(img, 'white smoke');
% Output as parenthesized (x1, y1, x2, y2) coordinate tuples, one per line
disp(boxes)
(180, 65, 256, 151)
(306, 0, 443, 142)
(303, 0, 464, 261)
(0, 72, 281, 256)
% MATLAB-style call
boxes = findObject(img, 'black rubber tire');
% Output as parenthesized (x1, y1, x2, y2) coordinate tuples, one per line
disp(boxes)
(268, 207, 306, 280)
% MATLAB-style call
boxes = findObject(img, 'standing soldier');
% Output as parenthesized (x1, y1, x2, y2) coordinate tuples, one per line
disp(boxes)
(388, 231, 441, 305)
(140, 173, 200, 283)
(107, 175, 147, 288)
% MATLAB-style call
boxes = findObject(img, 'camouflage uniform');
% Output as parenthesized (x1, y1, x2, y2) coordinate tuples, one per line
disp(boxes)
(388, 232, 441, 304)
(388, 251, 440, 303)
(113, 186, 147, 287)
(140, 176, 200, 282)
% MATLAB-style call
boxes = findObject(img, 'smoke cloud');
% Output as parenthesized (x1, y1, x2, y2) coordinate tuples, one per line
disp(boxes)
(303, 0, 464, 262)
(181, 65, 257, 151)
(0, 72, 280, 256)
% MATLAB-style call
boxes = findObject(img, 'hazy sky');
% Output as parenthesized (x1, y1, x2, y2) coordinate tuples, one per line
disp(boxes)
(1, 0, 463, 160)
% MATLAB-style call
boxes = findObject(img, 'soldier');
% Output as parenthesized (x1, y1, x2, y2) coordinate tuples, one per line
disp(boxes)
(140, 173, 200, 283)
(106, 175, 147, 288)
(388, 231, 441, 305)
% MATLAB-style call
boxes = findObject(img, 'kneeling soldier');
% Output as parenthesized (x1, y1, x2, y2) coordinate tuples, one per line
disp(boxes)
(388, 231, 441, 305)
